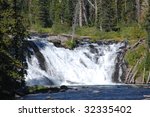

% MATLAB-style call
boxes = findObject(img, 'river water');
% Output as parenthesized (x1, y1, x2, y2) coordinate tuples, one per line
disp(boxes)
(22, 85, 150, 100)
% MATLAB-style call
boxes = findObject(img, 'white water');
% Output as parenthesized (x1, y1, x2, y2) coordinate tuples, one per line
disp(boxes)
(26, 38, 126, 86)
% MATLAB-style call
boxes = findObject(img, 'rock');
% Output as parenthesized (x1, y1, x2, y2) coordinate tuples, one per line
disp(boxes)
(60, 85, 68, 92)
(97, 41, 103, 45)
(47, 35, 68, 43)
(89, 45, 99, 54)
(60, 85, 68, 89)
(48, 87, 60, 93)
(48, 39, 62, 47)
(39, 34, 49, 38)
(26, 41, 47, 71)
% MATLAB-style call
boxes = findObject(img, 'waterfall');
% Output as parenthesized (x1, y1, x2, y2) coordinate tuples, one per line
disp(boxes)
(25, 37, 127, 86)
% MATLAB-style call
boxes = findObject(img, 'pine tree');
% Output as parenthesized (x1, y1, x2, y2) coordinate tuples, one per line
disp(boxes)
(38, 0, 53, 27)
(97, 0, 117, 31)
(0, 0, 28, 99)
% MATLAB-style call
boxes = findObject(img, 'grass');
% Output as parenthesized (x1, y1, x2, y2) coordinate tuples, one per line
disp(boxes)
(30, 24, 52, 33)
(125, 43, 150, 83)
(64, 39, 77, 49)
(52, 23, 71, 34)
(30, 23, 71, 34)
(27, 85, 49, 93)
(31, 23, 147, 42)
(125, 44, 146, 66)
(74, 25, 147, 45)
(120, 26, 147, 44)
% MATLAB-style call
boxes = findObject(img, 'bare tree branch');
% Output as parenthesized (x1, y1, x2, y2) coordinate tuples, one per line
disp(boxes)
(87, 0, 95, 9)
(146, 71, 150, 84)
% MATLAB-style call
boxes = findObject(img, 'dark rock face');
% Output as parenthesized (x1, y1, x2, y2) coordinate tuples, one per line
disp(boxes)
(89, 45, 99, 54)
(48, 39, 62, 47)
(112, 41, 128, 83)
(26, 41, 47, 71)
(60, 85, 69, 92)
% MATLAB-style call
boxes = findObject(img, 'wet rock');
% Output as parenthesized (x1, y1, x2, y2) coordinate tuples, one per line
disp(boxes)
(39, 34, 49, 38)
(48, 87, 60, 93)
(49, 40, 62, 47)
(84, 52, 92, 60)
(89, 45, 98, 53)
(60, 85, 68, 92)
(26, 41, 47, 71)
(97, 41, 103, 45)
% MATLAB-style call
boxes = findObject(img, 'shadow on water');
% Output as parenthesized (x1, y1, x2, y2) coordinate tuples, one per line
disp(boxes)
(22, 85, 150, 100)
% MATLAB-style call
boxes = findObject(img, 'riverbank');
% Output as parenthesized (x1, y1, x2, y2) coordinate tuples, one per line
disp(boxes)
(30, 25, 146, 42)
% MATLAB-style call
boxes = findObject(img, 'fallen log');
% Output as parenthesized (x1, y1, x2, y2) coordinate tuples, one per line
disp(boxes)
(146, 71, 150, 84)
(129, 70, 138, 83)
(127, 39, 145, 50)
(125, 57, 143, 84)
(142, 67, 146, 84)
(125, 67, 133, 83)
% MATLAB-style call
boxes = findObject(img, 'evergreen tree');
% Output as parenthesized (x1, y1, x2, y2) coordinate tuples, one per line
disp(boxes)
(0, 0, 28, 99)
(39, 0, 53, 27)
(97, 0, 117, 31)
(61, 0, 74, 25)
(145, 0, 150, 49)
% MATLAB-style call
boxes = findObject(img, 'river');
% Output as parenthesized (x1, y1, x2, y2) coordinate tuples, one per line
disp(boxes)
(22, 85, 150, 100)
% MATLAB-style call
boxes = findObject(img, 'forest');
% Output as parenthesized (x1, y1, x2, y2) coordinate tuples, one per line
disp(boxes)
(0, 0, 150, 99)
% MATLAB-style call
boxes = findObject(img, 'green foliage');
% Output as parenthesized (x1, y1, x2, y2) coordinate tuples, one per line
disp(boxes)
(75, 25, 146, 42)
(76, 27, 100, 37)
(125, 44, 150, 82)
(125, 44, 146, 66)
(145, 8, 150, 48)
(120, 26, 146, 42)
(97, 0, 117, 31)
(145, 51, 150, 71)
(52, 23, 71, 34)
(38, 0, 53, 27)
(137, 50, 150, 82)
(28, 85, 48, 93)
(64, 39, 76, 49)
(0, 0, 28, 99)
(31, 24, 53, 33)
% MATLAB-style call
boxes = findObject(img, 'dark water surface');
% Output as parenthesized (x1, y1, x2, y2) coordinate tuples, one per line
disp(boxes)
(22, 85, 150, 100)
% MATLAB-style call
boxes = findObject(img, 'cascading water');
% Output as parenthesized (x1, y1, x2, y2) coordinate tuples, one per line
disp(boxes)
(25, 37, 127, 86)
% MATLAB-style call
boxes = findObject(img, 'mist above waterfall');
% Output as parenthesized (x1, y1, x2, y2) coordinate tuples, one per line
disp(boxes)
(25, 37, 127, 86)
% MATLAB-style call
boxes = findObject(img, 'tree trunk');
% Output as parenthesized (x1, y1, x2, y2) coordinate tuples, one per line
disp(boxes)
(82, 1, 88, 25)
(99, 0, 103, 31)
(135, 0, 141, 23)
(79, 0, 82, 27)
(115, 0, 118, 24)
(140, 0, 149, 23)
(124, 0, 127, 12)
(95, 0, 98, 25)
(28, 0, 32, 26)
